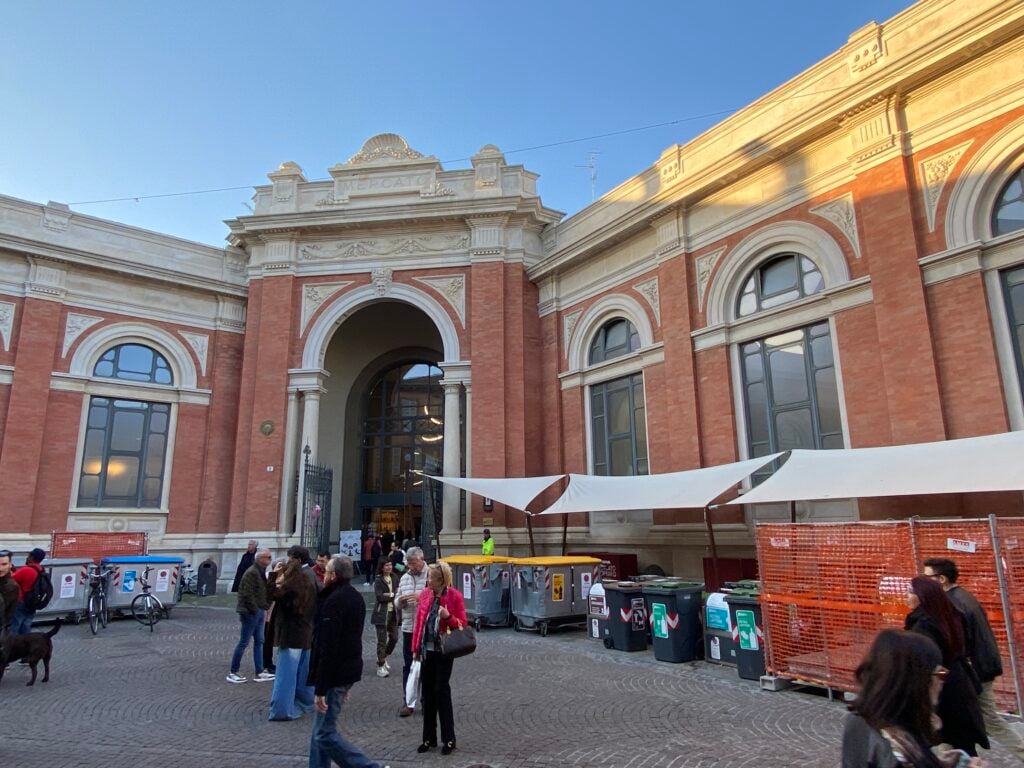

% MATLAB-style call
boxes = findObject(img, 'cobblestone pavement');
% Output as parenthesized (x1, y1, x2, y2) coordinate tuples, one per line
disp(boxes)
(3, 598, 1020, 768)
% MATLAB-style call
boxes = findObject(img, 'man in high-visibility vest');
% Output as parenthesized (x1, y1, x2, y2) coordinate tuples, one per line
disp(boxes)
(481, 529, 494, 557)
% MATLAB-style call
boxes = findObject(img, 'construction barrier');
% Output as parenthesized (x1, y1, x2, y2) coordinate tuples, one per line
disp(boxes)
(756, 516, 1024, 714)
(49, 531, 149, 563)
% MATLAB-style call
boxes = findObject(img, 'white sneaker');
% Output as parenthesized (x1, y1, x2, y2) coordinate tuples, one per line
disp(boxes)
(376, 665, 389, 678)
(384, 660, 391, 672)
(226, 672, 247, 684)
(254, 671, 275, 682)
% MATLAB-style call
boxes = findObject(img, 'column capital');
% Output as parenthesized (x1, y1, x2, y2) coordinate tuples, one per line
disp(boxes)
(439, 360, 471, 385)
(288, 367, 330, 392)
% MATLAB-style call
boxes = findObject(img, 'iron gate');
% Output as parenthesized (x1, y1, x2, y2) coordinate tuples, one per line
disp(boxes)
(301, 456, 333, 555)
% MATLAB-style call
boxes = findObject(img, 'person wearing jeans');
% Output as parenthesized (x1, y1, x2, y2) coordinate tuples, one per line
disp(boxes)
(308, 555, 387, 768)
(228, 549, 274, 684)
(393, 547, 427, 717)
(267, 555, 316, 720)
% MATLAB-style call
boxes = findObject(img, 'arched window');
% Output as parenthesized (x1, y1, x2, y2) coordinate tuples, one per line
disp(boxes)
(736, 254, 824, 318)
(993, 166, 1024, 237)
(589, 318, 640, 365)
(735, 258, 841, 482)
(77, 344, 173, 508)
(93, 343, 174, 385)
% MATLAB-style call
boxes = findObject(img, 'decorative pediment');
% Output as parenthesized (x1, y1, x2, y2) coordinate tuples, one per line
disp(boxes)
(809, 192, 862, 259)
(632, 277, 661, 326)
(346, 134, 425, 165)
(301, 282, 354, 334)
(63, 313, 103, 358)
(413, 275, 466, 326)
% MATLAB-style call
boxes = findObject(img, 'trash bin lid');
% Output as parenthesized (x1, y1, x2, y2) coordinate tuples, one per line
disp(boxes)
(444, 555, 510, 565)
(642, 580, 704, 593)
(604, 580, 644, 592)
(44, 557, 92, 566)
(101, 555, 185, 564)
(507, 556, 602, 566)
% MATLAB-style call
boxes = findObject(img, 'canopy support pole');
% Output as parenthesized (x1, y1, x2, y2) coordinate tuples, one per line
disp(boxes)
(704, 505, 720, 591)
(560, 512, 569, 556)
(789, 500, 797, 523)
(990, 514, 1024, 716)
(526, 513, 537, 557)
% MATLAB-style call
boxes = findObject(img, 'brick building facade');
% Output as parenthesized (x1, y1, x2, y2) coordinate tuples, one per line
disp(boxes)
(2, 0, 1024, 577)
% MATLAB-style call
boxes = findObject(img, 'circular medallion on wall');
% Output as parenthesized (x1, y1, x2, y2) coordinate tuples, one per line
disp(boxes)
(260, 420, 274, 436)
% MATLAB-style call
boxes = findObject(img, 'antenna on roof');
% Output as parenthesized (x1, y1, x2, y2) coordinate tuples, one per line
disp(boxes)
(575, 150, 601, 200)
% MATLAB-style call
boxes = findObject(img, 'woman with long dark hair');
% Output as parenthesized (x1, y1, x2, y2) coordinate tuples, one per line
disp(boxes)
(267, 557, 317, 721)
(843, 630, 953, 767)
(905, 576, 988, 757)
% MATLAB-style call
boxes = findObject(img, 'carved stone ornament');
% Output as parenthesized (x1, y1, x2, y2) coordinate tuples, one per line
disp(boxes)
(920, 141, 973, 232)
(563, 310, 582, 360)
(695, 247, 727, 312)
(299, 234, 469, 261)
(809, 192, 862, 259)
(346, 134, 425, 165)
(847, 23, 885, 75)
(421, 181, 456, 198)
(260, 420, 275, 436)
(63, 313, 103, 358)
(413, 275, 466, 326)
(0, 302, 14, 352)
(41, 201, 72, 232)
(301, 281, 354, 333)
(180, 331, 209, 376)
(372, 267, 394, 297)
(632, 277, 661, 326)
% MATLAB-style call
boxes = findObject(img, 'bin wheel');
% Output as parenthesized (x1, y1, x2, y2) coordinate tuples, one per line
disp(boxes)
(539, 622, 549, 637)
(513, 618, 522, 632)
(603, 637, 614, 649)
(474, 618, 482, 632)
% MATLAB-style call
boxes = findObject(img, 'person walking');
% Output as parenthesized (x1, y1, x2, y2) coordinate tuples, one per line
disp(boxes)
(372, 559, 399, 678)
(412, 561, 468, 756)
(388, 542, 405, 573)
(362, 535, 376, 585)
(394, 546, 427, 717)
(481, 529, 494, 556)
(925, 557, 1024, 762)
(0, 548, 19, 630)
(267, 556, 317, 721)
(231, 540, 258, 593)
(307, 555, 389, 768)
(905, 576, 988, 756)
(11, 547, 46, 635)
(227, 549, 275, 684)
(842, 629, 984, 768)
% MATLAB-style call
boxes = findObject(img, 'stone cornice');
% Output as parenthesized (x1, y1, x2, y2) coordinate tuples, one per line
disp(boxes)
(532, 0, 1024, 279)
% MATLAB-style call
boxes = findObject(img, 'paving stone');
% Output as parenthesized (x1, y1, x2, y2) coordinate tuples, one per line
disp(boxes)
(2, 603, 1018, 767)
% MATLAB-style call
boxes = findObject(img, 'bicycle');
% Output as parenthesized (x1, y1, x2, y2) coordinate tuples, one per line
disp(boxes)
(176, 563, 197, 602)
(130, 566, 165, 632)
(85, 564, 115, 635)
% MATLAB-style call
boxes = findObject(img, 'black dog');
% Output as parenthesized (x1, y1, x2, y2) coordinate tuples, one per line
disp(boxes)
(0, 618, 61, 686)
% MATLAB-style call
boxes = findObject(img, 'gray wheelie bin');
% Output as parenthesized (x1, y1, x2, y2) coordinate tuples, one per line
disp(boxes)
(35, 557, 91, 623)
(703, 591, 737, 666)
(509, 556, 601, 636)
(101, 555, 185, 614)
(603, 581, 649, 652)
(643, 580, 704, 662)
(445, 555, 511, 629)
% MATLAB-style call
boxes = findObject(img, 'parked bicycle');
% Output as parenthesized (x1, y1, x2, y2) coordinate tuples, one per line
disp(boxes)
(131, 566, 165, 631)
(176, 563, 197, 602)
(86, 563, 115, 635)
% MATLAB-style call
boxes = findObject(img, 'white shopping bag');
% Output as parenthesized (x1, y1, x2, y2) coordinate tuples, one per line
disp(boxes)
(405, 659, 421, 709)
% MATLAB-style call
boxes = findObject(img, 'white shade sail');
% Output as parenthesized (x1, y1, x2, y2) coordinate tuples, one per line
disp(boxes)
(738, 431, 1024, 504)
(535, 455, 782, 515)
(424, 474, 565, 512)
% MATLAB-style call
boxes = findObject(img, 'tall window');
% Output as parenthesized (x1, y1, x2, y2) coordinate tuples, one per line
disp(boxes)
(588, 318, 648, 476)
(993, 166, 1024, 237)
(736, 257, 841, 482)
(78, 345, 173, 508)
(362, 362, 444, 494)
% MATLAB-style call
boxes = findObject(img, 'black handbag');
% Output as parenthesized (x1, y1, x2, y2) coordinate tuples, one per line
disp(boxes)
(439, 621, 477, 658)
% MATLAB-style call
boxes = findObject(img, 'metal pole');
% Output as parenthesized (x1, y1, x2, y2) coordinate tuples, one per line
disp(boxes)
(561, 511, 569, 556)
(789, 500, 797, 524)
(526, 513, 537, 557)
(704, 506, 720, 591)
(989, 514, 1023, 716)
(908, 516, 920, 569)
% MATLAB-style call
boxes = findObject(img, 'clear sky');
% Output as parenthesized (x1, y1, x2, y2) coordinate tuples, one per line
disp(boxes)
(1, 1, 913, 247)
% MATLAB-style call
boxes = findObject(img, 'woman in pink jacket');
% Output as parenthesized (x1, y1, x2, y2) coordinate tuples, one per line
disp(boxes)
(411, 560, 467, 756)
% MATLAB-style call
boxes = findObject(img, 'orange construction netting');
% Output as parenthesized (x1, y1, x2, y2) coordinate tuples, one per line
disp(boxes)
(756, 518, 1024, 713)
(49, 531, 149, 563)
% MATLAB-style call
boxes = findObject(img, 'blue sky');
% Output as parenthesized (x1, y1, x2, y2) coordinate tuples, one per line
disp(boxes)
(1, 1, 912, 247)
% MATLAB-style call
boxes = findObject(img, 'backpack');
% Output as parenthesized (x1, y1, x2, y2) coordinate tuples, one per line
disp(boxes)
(23, 567, 53, 611)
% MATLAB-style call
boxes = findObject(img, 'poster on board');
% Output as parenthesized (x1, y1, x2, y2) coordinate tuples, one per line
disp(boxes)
(339, 530, 362, 560)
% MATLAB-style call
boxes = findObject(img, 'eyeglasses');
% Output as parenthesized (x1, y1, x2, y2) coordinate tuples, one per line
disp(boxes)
(933, 667, 949, 681)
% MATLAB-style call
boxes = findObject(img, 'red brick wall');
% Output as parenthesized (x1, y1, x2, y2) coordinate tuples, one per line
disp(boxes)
(694, 346, 738, 467)
(833, 305, 893, 448)
(229, 280, 263, 532)
(31, 390, 83, 534)
(166, 403, 207, 534)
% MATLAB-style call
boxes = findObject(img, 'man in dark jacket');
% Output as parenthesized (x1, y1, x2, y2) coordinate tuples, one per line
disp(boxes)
(227, 549, 274, 684)
(925, 557, 1024, 760)
(307, 555, 388, 768)
(231, 540, 258, 592)
(0, 549, 19, 630)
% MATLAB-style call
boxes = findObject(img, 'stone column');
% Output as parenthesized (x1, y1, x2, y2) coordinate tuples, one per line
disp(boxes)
(442, 381, 462, 533)
(278, 390, 300, 534)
